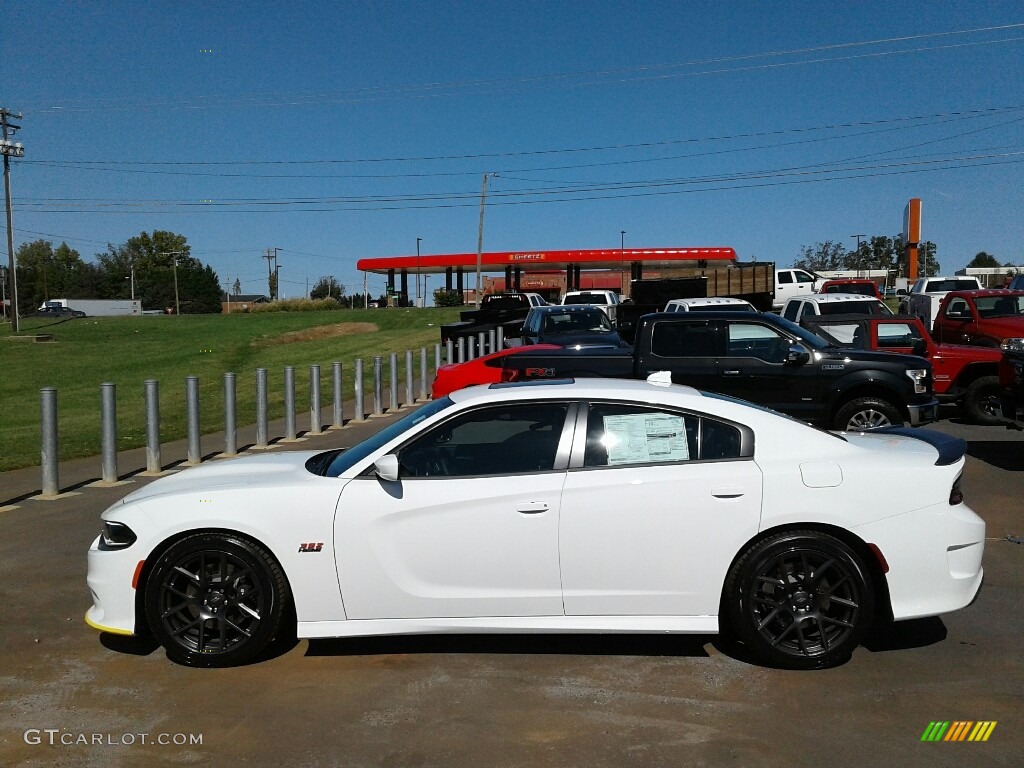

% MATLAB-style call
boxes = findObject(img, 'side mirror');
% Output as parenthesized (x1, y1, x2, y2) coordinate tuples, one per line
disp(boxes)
(896, 288, 908, 296)
(373, 454, 400, 482)
(911, 338, 928, 357)
(785, 345, 811, 366)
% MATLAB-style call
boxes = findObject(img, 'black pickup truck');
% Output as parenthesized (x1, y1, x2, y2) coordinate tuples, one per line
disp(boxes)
(440, 292, 544, 345)
(481, 312, 939, 431)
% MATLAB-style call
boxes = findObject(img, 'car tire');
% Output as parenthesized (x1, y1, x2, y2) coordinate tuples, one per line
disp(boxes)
(833, 397, 903, 431)
(144, 533, 291, 668)
(963, 375, 1002, 425)
(724, 530, 874, 670)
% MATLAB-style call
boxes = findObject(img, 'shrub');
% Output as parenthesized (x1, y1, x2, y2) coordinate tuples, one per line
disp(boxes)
(252, 298, 340, 313)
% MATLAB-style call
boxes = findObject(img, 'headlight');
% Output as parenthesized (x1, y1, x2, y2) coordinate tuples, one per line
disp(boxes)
(905, 368, 929, 394)
(1000, 337, 1024, 353)
(99, 521, 137, 550)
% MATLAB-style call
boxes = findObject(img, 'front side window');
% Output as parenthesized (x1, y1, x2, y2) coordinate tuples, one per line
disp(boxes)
(945, 298, 971, 318)
(778, 272, 794, 284)
(582, 403, 744, 467)
(398, 402, 569, 477)
(877, 322, 924, 348)
(726, 322, 790, 363)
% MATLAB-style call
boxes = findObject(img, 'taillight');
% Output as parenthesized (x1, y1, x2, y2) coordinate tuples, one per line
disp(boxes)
(949, 476, 963, 505)
(500, 368, 519, 382)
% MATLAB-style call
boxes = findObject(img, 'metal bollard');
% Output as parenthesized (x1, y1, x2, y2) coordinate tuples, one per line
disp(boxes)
(354, 358, 365, 421)
(40, 387, 59, 497)
(420, 347, 428, 400)
(283, 366, 296, 440)
(372, 356, 383, 416)
(467, 337, 475, 361)
(478, 331, 487, 356)
(332, 361, 343, 428)
(438, 342, 445, 371)
(445, 339, 453, 366)
(405, 350, 414, 406)
(256, 368, 269, 448)
(100, 382, 118, 483)
(389, 352, 399, 411)
(223, 373, 237, 456)
(457, 337, 466, 363)
(310, 364, 322, 435)
(489, 329, 497, 354)
(497, 326, 504, 350)
(145, 379, 162, 471)
(185, 376, 201, 464)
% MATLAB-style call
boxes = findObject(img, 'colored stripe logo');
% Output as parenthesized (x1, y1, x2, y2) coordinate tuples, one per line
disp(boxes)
(921, 721, 997, 742)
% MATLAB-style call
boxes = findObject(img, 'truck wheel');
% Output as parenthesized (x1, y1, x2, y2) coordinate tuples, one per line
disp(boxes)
(964, 376, 1002, 425)
(834, 397, 903, 431)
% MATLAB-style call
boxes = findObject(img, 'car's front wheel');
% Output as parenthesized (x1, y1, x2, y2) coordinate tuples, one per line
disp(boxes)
(144, 533, 290, 667)
(963, 375, 1002, 425)
(724, 531, 874, 669)
(833, 396, 902, 431)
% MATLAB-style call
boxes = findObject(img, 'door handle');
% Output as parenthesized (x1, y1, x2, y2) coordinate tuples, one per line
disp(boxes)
(722, 369, 741, 375)
(517, 502, 549, 514)
(711, 487, 745, 499)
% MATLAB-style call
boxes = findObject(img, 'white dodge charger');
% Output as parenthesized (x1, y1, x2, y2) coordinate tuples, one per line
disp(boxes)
(86, 376, 985, 670)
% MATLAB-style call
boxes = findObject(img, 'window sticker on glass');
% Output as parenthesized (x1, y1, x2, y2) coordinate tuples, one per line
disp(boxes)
(601, 413, 689, 465)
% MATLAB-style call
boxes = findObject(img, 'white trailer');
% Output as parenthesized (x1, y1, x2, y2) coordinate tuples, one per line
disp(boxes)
(41, 299, 143, 316)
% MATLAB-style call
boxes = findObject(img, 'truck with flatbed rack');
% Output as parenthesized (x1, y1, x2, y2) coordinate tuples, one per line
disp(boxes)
(435, 311, 939, 431)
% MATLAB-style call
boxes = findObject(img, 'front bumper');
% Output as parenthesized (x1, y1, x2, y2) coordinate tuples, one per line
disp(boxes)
(907, 398, 940, 426)
(85, 534, 141, 636)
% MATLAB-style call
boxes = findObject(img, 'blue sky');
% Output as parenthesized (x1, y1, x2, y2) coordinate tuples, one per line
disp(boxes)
(4, 1, 1023, 301)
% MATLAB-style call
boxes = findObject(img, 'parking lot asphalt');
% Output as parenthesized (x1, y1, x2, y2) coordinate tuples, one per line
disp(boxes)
(0, 406, 1021, 767)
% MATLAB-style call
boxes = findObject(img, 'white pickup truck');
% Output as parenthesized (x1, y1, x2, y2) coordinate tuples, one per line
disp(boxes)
(899, 276, 983, 331)
(773, 268, 823, 309)
(561, 289, 621, 323)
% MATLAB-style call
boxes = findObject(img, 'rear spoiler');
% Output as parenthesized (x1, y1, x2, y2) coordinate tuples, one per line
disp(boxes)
(874, 427, 966, 466)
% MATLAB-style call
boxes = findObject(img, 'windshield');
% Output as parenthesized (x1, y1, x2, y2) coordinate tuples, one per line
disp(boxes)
(770, 315, 831, 350)
(543, 310, 614, 334)
(819, 299, 892, 316)
(563, 293, 610, 305)
(322, 397, 455, 477)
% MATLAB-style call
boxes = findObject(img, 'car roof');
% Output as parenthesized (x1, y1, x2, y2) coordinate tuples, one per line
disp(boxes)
(448, 376, 704, 405)
(531, 304, 605, 313)
(666, 297, 753, 306)
(791, 293, 884, 304)
(943, 289, 1024, 298)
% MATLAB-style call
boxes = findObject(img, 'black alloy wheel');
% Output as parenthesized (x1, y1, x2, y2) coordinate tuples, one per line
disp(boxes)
(725, 531, 874, 669)
(963, 376, 1002, 425)
(145, 533, 290, 667)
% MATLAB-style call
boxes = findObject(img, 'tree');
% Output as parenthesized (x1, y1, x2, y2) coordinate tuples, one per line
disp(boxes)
(967, 251, 1001, 269)
(310, 276, 346, 300)
(14, 240, 88, 314)
(232, 278, 242, 296)
(844, 235, 901, 275)
(794, 241, 847, 272)
(268, 271, 279, 301)
(433, 288, 464, 307)
(919, 241, 941, 277)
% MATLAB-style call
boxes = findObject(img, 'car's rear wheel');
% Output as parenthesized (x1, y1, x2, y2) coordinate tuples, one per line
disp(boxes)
(144, 533, 290, 667)
(724, 531, 874, 670)
(834, 397, 902, 431)
(963, 375, 1002, 425)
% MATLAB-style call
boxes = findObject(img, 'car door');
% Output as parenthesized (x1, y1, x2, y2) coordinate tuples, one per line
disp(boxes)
(638, 318, 720, 393)
(718, 319, 820, 419)
(334, 401, 573, 619)
(559, 402, 762, 617)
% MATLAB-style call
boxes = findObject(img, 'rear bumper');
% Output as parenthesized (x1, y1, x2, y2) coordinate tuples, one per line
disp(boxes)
(907, 398, 940, 426)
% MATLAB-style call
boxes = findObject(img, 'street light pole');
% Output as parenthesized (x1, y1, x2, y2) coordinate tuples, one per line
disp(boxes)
(851, 234, 866, 278)
(2, 108, 25, 332)
(475, 173, 496, 308)
(416, 237, 422, 306)
(161, 251, 184, 315)
(620, 230, 626, 294)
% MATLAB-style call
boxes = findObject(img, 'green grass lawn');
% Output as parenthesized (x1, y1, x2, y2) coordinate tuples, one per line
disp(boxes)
(0, 308, 462, 472)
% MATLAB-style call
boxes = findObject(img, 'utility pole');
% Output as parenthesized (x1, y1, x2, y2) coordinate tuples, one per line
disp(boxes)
(620, 230, 626, 294)
(416, 237, 422, 306)
(263, 247, 280, 299)
(2, 108, 25, 332)
(161, 251, 184, 315)
(475, 173, 496, 308)
(851, 234, 866, 278)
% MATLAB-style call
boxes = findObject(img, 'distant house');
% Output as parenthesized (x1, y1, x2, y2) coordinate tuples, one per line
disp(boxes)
(220, 293, 270, 313)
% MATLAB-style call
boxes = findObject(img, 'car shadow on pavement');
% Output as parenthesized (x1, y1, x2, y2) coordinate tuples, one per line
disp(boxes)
(964, 440, 1024, 471)
(305, 633, 712, 659)
(861, 616, 947, 654)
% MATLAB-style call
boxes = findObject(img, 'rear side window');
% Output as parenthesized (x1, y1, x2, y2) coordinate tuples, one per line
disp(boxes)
(877, 322, 924, 348)
(582, 403, 745, 467)
(650, 321, 714, 357)
(782, 301, 801, 321)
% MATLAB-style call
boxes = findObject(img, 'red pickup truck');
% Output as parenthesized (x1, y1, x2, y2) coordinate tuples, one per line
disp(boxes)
(801, 314, 1003, 424)
(931, 289, 1024, 347)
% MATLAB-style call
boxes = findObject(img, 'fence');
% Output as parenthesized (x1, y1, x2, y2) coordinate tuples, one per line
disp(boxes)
(33, 336, 522, 497)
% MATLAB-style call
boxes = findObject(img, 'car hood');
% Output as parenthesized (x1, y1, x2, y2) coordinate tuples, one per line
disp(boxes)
(117, 451, 324, 504)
